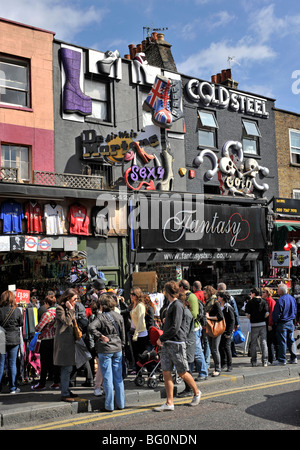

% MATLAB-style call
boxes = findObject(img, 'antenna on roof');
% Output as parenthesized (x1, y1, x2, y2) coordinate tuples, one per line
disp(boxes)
(228, 56, 240, 69)
(143, 26, 168, 40)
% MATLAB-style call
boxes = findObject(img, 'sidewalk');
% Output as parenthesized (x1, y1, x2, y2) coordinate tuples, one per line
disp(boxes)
(0, 354, 299, 428)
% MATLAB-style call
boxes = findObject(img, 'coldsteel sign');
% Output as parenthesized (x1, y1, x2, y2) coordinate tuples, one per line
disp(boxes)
(185, 79, 269, 118)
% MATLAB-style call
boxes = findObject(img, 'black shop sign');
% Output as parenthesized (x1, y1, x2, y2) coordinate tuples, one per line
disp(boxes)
(135, 195, 266, 250)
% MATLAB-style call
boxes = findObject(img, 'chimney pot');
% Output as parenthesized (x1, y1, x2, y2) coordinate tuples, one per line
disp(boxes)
(136, 44, 143, 53)
(157, 33, 164, 41)
(211, 75, 217, 83)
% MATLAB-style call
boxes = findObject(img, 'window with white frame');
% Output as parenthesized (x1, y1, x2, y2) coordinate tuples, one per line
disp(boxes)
(0, 56, 30, 107)
(198, 110, 218, 148)
(242, 119, 261, 155)
(84, 78, 110, 121)
(293, 189, 300, 199)
(289, 129, 300, 165)
(1, 144, 30, 181)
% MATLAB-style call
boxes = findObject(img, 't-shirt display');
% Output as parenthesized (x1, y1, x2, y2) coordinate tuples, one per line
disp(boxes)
(67, 203, 89, 235)
(24, 201, 43, 234)
(91, 205, 108, 238)
(0, 201, 24, 234)
(44, 203, 65, 235)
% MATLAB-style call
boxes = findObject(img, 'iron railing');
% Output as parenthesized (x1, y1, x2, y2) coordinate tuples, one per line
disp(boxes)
(0, 167, 104, 190)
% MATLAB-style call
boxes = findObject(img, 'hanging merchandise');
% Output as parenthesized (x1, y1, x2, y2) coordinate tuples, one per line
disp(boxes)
(24, 235, 38, 252)
(0, 236, 10, 252)
(44, 202, 66, 235)
(91, 205, 109, 238)
(0, 201, 24, 234)
(67, 203, 89, 235)
(24, 201, 43, 234)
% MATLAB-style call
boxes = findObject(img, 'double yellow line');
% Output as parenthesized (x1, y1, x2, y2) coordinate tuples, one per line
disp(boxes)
(18, 377, 300, 430)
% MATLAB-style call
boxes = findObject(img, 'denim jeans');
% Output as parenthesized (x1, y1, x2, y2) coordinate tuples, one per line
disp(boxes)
(60, 365, 73, 397)
(0, 344, 19, 392)
(207, 335, 221, 372)
(98, 351, 125, 411)
(202, 329, 211, 369)
(250, 325, 268, 364)
(276, 320, 297, 363)
(194, 328, 208, 377)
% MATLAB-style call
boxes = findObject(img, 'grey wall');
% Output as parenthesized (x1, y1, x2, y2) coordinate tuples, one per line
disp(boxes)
(181, 74, 279, 200)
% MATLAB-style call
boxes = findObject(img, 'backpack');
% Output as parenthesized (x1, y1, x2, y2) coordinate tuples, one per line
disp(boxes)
(187, 291, 206, 327)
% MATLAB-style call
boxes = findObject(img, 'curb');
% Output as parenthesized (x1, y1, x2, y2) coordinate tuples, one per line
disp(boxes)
(1, 364, 299, 428)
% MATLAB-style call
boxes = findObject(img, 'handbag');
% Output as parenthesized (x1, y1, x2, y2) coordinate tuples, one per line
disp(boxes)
(75, 338, 92, 369)
(73, 319, 83, 341)
(233, 328, 246, 344)
(206, 317, 226, 338)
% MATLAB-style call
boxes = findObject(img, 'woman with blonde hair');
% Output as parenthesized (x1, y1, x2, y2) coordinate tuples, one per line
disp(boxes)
(130, 287, 148, 369)
(0, 290, 23, 393)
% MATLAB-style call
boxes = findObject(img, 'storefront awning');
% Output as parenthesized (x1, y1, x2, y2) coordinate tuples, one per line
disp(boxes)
(274, 220, 300, 231)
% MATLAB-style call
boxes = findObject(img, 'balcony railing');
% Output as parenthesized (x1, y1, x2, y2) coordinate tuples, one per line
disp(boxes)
(0, 168, 104, 190)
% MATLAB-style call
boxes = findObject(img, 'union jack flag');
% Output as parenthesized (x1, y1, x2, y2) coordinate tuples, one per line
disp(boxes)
(144, 76, 167, 110)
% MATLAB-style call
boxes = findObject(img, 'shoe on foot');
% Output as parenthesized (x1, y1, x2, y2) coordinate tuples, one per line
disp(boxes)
(31, 383, 46, 391)
(10, 388, 20, 394)
(153, 403, 174, 412)
(50, 383, 60, 390)
(189, 391, 201, 407)
(287, 359, 297, 364)
(195, 376, 208, 381)
(94, 387, 103, 397)
(272, 360, 286, 365)
(61, 396, 75, 402)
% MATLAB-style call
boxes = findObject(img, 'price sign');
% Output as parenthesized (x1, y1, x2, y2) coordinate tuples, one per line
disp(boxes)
(16, 289, 31, 304)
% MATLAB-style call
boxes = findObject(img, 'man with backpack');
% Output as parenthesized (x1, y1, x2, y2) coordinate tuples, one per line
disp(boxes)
(178, 280, 208, 394)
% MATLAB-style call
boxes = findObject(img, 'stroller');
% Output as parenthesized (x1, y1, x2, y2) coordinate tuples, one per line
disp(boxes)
(134, 326, 163, 389)
(134, 326, 183, 389)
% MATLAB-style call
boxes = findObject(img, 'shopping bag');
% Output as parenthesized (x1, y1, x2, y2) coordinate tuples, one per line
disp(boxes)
(233, 328, 246, 344)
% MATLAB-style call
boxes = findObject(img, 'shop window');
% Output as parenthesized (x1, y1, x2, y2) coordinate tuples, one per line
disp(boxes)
(1, 144, 30, 181)
(0, 55, 30, 107)
(84, 77, 111, 122)
(289, 129, 300, 165)
(198, 110, 218, 148)
(242, 119, 261, 155)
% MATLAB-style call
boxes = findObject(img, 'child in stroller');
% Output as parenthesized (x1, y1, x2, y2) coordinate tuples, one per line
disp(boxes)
(134, 326, 182, 388)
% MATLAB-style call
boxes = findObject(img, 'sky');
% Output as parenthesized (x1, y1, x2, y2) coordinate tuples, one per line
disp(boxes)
(1, 0, 300, 113)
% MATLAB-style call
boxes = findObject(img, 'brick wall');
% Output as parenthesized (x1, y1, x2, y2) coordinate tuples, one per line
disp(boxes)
(275, 109, 300, 198)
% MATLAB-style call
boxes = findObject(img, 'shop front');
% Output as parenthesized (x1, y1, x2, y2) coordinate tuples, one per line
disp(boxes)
(130, 193, 267, 307)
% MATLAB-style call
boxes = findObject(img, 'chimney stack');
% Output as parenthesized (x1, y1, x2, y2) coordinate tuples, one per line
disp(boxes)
(211, 68, 238, 89)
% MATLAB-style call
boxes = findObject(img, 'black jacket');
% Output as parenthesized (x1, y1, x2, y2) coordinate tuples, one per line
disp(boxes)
(160, 299, 186, 343)
(0, 306, 23, 346)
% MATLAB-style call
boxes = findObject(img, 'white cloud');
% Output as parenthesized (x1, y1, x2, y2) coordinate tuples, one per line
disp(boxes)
(0, 0, 108, 41)
(177, 39, 276, 78)
(249, 3, 300, 43)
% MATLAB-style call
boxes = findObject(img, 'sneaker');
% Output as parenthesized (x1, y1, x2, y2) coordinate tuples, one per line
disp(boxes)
(195, 376, 208, 381)
(94, 387, 103, 397)
(189, 391, 201, 407)
(153, 403, 174, 412)
(50, 383, 60, 390)
(31, 383, 46, 391)
(287, 359, 297, 364)
(10, 388, 20, 394)
(272, 360, 286, 365)
(262, 362, 269, 367)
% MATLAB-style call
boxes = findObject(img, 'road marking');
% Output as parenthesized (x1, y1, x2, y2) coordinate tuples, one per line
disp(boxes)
(18, 377, 300, 430)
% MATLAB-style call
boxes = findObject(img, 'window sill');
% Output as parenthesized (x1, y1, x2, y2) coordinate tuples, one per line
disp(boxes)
(0, 103, 33, 112)
(290, 162, 300, 168)
(85, 117, 114, 126)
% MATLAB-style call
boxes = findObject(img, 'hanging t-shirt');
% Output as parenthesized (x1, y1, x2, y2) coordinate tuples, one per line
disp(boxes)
(44, 203, 65, 235)
(0, 201, 24, 234)
(91, 205, 108, 238)
(67, 204, 89, 235)
(25, 201, 43, 234)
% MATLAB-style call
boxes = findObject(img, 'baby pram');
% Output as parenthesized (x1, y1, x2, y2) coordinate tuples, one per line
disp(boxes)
(134, 326, 162, 389)
(134, 326, 183, 389)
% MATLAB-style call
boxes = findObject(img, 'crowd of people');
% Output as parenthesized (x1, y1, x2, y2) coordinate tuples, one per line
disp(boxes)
(0, 277, 298, 413)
